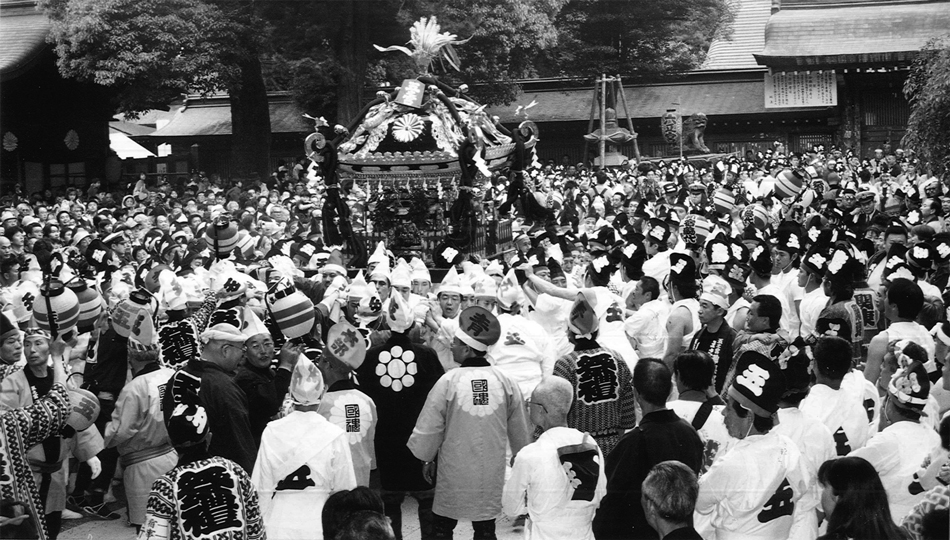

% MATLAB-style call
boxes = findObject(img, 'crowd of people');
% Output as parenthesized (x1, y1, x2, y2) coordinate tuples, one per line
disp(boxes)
(0, 140, 948, 540)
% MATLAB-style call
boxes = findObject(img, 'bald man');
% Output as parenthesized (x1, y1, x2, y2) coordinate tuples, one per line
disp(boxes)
(503, 377, 606, 540)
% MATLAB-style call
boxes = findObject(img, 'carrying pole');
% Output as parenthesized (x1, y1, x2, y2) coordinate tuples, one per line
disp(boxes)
(599, 74, 607, 171)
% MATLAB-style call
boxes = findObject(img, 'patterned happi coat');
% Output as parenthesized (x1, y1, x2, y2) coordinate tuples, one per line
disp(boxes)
(139, 456, 265, 540)
(0, 365, 69, 540)
(408, 357, 531, 521)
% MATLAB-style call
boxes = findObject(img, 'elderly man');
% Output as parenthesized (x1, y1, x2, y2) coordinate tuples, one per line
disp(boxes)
(172, 314, 257, 472)
(641, 461, 703, 540)
(233, 310, 298, 446)
(409, 306, 531, 540)
(503, 377, 607, 540)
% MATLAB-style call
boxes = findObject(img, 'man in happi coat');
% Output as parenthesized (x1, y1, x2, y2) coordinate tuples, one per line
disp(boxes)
(139, 369, 265, 540)
(0, 360, 69, 540)
(356, 291, 444, 539)
(252, 355, 357, 539)
(316, 320, 377, 487)
(408, 306, 531, 540)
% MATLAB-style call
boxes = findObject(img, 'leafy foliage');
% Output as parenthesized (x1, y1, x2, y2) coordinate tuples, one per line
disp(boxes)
(390, 0, 567, 106)
(535, 0, 735, 80)
(39, 0, 259, 115)
(903, 38, 950, 176)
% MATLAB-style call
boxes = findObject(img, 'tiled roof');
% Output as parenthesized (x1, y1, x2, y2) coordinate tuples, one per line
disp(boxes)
(701, 0, 771, 71)
(0, 2, 51, 81)
(488, 79, 825, 123)
(756, 0, 950, 67)
(109, 120, 156, 137)
(148, 96, 310, 137)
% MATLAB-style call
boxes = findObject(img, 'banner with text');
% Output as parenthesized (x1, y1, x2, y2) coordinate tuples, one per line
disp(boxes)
(764, 71, 837, 108)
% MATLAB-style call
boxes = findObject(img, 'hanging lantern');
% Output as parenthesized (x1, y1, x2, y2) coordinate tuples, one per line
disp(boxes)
(203, 217, 239, 257)
(144, 264, 173, 294)
(661, 111, 681, 145)
(265, 279, 315, 339)
(33, 279, 80, 336)
(110, 290, 157, 339)
(66, 279, 103, 334)
(775, 169, 804, 200)
(67, 388, 100, 431)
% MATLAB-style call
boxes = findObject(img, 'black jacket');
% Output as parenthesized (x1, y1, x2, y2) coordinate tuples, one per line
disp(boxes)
(593, 409, 704, 540)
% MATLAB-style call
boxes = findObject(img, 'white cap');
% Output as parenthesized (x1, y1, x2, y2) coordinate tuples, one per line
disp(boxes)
(438, 266, 463, 296)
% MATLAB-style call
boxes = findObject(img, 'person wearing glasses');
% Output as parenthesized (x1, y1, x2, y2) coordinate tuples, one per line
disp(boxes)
(503, 377, 606, 540)
(102, 230, 131, 265)
(234, 310, 299, 447)
(180, 315, 258, 473)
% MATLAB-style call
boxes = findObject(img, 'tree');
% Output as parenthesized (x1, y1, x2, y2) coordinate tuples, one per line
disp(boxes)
(535, 0, 734, 81)
(391, 0, 568, 106)
(903, 38, 950, 177)
(260, 0, 406, 123)
(39, 0, 272, 178)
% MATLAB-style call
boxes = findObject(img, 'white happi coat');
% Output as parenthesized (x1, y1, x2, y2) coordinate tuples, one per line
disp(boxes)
(251, 411, 357, 540)
(408, 360, 531, 521)
(695, 431, 808, 540)
(488, 313, 555, 397)
(317, 386, 377, 487)
(850, 420, 941, 523)
(668, 400, 735, 474)
(591, 287, 638, 369)
(526, 293, 573, 359)
(502, 427, 607, 540)
(625, 298, 671, 360)
(800, 382, 871, 456)
(774, 407, 836, 540)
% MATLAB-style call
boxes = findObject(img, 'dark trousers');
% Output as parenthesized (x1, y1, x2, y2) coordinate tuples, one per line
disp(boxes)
(381, 489, 435, 540)
(432, 513, 496, 540)
(38, 472, 62, 540)
(71, 398, 119, 501)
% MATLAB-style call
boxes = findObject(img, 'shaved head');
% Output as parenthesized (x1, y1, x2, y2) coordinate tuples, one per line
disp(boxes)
(531, 376, 574, 417)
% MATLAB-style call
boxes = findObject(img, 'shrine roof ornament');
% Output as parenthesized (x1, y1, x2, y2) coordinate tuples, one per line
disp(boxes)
(327, 16, 537, 179)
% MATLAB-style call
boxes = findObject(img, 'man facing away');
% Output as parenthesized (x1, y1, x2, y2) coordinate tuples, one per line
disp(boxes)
(641, 461, 703, 540)
(503, 377, 607, 540)
(409, 306, 531, 540)
(593, 358, 704, 540)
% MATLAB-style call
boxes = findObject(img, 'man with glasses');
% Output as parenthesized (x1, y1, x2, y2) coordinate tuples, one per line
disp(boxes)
(234, 310, 299, 446)
(103, 230, 130, 265)
(503, 377, 606, 540)
(181, 315, 258, 472)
